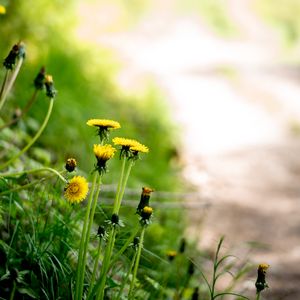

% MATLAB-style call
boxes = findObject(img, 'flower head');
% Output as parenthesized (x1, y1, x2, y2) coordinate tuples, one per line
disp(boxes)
(87, 119, 120, 142)
(140, 206, 153, 225)
(137, 187, 154, 214)
(64, 176, 89, 204)
(44, 74, 57, 98)
(0, 5, 6, 14)
(34, 66, 46, 90)
(93, 144, 116, 174)
(113, 137, 149, 159)
(3, 42, 26, 70)
(166, 250, 177, 261)
(65, 158, 77, 172)
(255, 263, 269, 294)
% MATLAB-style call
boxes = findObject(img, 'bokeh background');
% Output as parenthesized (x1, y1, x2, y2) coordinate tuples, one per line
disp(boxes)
(1, 0, 300, 298)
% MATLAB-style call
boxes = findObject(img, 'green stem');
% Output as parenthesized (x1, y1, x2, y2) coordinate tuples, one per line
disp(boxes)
(0, 89, 39, 131)
(256, 293, 261, 300)
(9, 281, 16, 300)
(74, 172, 98, 300)
(112, 158, 126, 214)
(115, 159, 134, 213)
(87, 237, 103, 299)
(95, 227, 117, 300)
(0, 58, 23, 113)
(0, 69, 9, 99)
(0, 97, 54, 170)
(115, 250, 137, 300)
(128, 226, 145, 299)
(78, 174, 102, 299)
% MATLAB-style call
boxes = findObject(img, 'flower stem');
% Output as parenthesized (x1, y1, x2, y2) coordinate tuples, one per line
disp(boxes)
(0, 57, 23, 113)
(0, 97, 54, 170)
(128, 226, 145, 299)
(78, 174, 102, 299)
(256, 293, 261, 300)
(0, 69, 9, 99)
(112, 157, 126, 214)
(115, 250, 137, 300)
(0, 89, 39, 131)
(74, 172, 98, 300)
(87, 237, 103, 299)
(9, 281, 16, 300)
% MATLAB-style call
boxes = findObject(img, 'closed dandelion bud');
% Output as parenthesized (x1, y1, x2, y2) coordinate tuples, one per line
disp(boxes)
(34, 66, 46, 90)
(3, 42, 25, 70)
(191, 287, 199, 300)
(111, 213, 119, 225)
(166, 250, 177, 262)
(97, 225, 106, 238)
(141, 206, 153, 220)
(179, 238, 186, 254)
(255, 263, 269, 294)
(44, 74, 57, 98)
(65, 158, 77, 172)
(137, 187, 154, 214)
(188, 261, 195, 276)
(133, 237, 140, 248)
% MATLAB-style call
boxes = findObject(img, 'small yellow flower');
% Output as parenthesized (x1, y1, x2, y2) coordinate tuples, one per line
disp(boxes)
(0, 5, 6, 14)
(166, 250, 177, 261)
(93, 144, 116, 173)
(87, 119, 120, 141)
(113, 137, 149, 158)
(137, 187, 154, 213)
(87, 119, 121, 130)
(258, 263, 269, 272)
(64, 176, 89, 204)
(140, 206, 153, 223)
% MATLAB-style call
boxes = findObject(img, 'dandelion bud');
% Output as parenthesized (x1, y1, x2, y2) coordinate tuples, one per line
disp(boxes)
(65, 158, 77, 172)
(111, 213, 119, 225)
(3, 42, 25, 70)
(166, 250, 177, 262)
(179, 238, 186, 254)
(44, 74, 57, 98)
(191, 287, 199, 300)
(255, 263, 269, 294)
(34, 66, 46, 90)
(137, 187, 154, 214)
(141, 206, 153, 220)
(97, 226, 106, 238)
(187, 261, 195, 276)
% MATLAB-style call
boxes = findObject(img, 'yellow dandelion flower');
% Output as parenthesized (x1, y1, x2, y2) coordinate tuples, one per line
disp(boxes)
(0, 5, 6, 14)
(166, 250, 177, 261)
(140, 206, 153, 223)
(113, 137, 149, 158)
(258, 264, 269, 272)
(64, 176, 89, 204)
(87, 119, 121, 129)
(93, 144, 116, 174)
(87, 119, 120, 141)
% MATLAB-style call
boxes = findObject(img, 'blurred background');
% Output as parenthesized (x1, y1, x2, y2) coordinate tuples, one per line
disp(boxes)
(1, 0, 300, 298)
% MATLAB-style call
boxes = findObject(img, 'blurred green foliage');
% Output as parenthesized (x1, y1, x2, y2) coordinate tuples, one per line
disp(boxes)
(0, 0, 181, 190)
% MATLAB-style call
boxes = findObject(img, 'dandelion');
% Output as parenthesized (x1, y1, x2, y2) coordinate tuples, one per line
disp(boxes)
(65, 158, 77, 172)
(44, 75, 57, 98)
(3, 42, 25, 70)
(0, 5, 6, 14)
(93, 144, 116, 174)
(113, 137, 149, 159)
(34, 66, 46, 90)
(64, 176, 89, 204)
(87, 119, 120, 141)
(166, 250, 177, 262)
(137, 187, 154, 214)
(255, 263, 269, 297)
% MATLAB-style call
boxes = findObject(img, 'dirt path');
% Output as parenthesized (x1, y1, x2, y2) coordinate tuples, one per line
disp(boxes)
(77, 2, 300, 298)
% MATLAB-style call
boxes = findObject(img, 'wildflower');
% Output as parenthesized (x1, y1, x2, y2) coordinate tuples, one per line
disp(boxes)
(255, 263, 269, 294)
(93, 144, 116, 174)
(139, 206, 153, 226)
(97, 225, 106, 239)
(64, 176, 89, 204)
(113, 137, 149, 159)
(87, 119, 120, 141)
(44, 75, 57, 98)
(34, 66, 46, 90)
(65, 158, 77, 172)
(0, 5, 6, 14)
(107, 213, 124, 227)
(179, 238, 186, 254)
(137, 187, 154, 214)
(3, 42, 26, 70)
(166, 250, 177, 262)
(187, 261, 195, 275)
